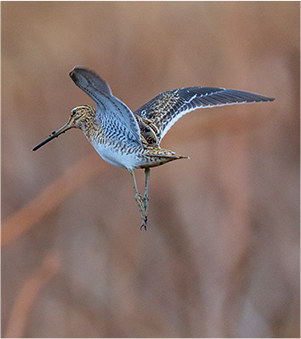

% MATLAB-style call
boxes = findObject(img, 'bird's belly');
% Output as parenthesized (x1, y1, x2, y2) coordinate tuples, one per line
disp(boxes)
(91, 141, 141, 169)
(90, 139, 187, 170)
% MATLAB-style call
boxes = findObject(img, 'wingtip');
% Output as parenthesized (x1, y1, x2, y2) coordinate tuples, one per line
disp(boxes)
(261, 95, 275, 102)
(69, 66, 88, 78)
(69, 70, 75, 79)
(69, 66, 80, 79)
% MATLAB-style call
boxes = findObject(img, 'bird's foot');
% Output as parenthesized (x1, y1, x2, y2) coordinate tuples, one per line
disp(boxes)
(140, 218, 147, 231)
(135, 193, 149, 231)
(141, 194, 149, 231)
(139, 210, 148, 231)
(135, 193, 145, 215)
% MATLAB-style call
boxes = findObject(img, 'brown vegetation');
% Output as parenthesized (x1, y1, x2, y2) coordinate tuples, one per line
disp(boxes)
(2, 2, 299, 337)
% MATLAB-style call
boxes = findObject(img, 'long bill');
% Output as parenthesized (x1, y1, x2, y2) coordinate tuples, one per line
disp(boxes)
(32, 122, 72, 151)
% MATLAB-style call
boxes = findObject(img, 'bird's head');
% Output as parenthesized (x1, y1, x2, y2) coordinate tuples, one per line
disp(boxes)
(32, 105, 95, 151)
(67, 105, 95, 128)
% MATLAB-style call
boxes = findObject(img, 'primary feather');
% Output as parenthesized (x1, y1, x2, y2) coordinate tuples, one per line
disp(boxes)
(134, 87, 274, 142)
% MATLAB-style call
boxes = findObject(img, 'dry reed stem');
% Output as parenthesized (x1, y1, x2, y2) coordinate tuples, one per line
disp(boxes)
(2, 152, 104, 247)
(4, 251, 61, 338)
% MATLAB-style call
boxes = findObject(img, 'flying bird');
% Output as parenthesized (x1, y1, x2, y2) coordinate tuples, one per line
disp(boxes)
(33, 67, 274, 230)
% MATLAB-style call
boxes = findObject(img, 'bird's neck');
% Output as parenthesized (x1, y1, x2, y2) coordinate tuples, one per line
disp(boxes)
(79, 107, 100, 140)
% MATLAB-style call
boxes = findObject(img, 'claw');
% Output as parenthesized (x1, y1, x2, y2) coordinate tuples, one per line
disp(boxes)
(140, 222, 147, 231)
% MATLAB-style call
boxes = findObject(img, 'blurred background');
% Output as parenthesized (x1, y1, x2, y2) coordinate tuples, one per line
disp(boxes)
(2, 2, 299, 337)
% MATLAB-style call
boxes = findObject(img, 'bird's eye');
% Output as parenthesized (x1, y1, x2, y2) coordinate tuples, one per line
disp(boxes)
(72, 109, 76, 116)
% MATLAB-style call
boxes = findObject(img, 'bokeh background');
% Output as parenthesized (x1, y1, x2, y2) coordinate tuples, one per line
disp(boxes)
(2, 2, 300, 338)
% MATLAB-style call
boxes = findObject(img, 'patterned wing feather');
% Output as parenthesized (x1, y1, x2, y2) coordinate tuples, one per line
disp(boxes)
(70, 67, 142, 146)
(134, 87, 274, 142)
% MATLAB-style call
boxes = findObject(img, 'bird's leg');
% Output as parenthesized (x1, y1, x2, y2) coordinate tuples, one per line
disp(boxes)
(142, 168, 151, 227)
(130, 169, 148, 230)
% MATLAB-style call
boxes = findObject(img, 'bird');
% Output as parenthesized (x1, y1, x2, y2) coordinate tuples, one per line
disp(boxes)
(33, 67, 274, 230)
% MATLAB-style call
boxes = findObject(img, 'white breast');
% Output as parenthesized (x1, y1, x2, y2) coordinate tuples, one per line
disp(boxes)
(90, 140, 142, 170)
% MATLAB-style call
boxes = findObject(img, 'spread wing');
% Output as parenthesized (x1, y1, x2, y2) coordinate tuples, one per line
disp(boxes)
(70, 67, 142, 146)
(134, 87, 274, 143)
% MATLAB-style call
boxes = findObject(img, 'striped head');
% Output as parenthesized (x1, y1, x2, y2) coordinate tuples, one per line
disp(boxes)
(68, 105, 96, 129)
